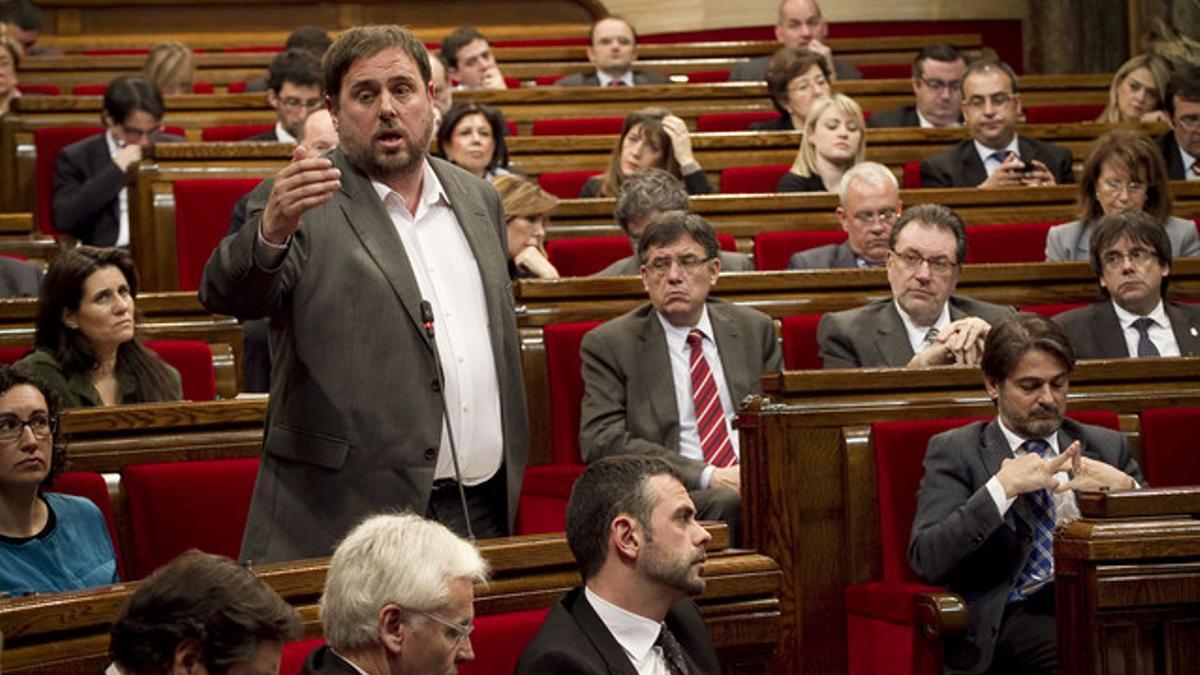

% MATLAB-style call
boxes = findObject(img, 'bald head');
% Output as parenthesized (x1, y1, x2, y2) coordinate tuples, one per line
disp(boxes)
(300, 109, 338, 155)
(775, 0, 826, 49)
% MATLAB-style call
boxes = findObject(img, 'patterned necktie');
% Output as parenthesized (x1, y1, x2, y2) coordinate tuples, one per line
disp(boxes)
(923, 327, 939, 349)
(1133, 317, 1160, 357)
(1009, 439, 1057, 601)
(608, 79, 627, 87)
(656, 624, 691, 675)
(686, 329, 735, 468)
(1191, 160, 1200, 178)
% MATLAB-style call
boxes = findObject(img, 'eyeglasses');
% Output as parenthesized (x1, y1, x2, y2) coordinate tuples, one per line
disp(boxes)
(916, 76, 961, 94)
(418, 610, 475, 645)
(963, 93, 1014, 109)
(644, 254, 715, 275)
(1100, 247, 1157, 270)
(1098, 178, 1147, 196)
(1174, 113, 1200, 131)
(0, 413, 56, 442)
(891, 250, 958, 275)
(279, 97, 324, 112)
(116, 123, 161, 142)
(853, 209, 899, 225)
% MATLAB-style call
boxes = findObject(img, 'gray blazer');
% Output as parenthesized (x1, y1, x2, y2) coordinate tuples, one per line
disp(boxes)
(1044, 215, 1200, 261)
(787, 241, 859, 270)
(555, 68, 671, 87)
(1053, 300, 1200, 359)
(579, 300, 781, 488)
(909, 418, 1142, 674)
(817, 296, 1016, 369)
(199, 151, 528, 563)
(592, 250, 755, 277)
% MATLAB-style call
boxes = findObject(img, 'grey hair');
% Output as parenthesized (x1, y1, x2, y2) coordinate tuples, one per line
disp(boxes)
(613, 167, 691, 231)
(836, 161, 897, 204)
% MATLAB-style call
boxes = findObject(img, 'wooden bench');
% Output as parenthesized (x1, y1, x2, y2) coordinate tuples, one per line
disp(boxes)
(0, 523, 781, 675)
(737, 358, 1200, 674)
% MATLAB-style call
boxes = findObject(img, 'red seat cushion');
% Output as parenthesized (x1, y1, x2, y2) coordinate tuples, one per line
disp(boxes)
(16, 84, 60, 96)
(753, 230, 847, 271)
(1139, 407, 1200, 487)
(146, 340, 218, 401)
(121, 458, 259, 578)
(48, 471, 126, 580)
(280, 638, 324, 675)
(545, 237, 631, 277)
(0, 345, 29, 364)
(720, 164, 790, 194)
(902, 161, 922, 189)
(172, 177, 261, 290)
(1020, 302, 1086, 318)
(682, 70, 730, 84)
(857, 63, 912, 79)
(1024, 104, 1105, 125)
(780, 314, 824, 370)
(965, 222, 1055, 264)
(696, 111, 781, 132)
(201, 124, 275, 142)
(545, 321, 604, 465)
(534, 74, 565, 86)
(517, 464, 586, 534)
(539, 170, 604, 199)
(227, 81, 249, 93)
(35, 126, 105, 233)
(716, 232, 737, 253)
(460, 608, 552, 675)
(532, 117, 625, 136)
(71, 84, 109, 95)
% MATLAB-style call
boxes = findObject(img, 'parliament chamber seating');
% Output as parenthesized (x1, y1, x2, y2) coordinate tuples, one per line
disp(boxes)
(171, 177, 260, 290)
(538, 169, 603, 199)
(1023, 103, 1106, 125)
(681, 69, 731, 83)
(545, 233, 737, 277)
(531, 116, 625, 136)
(280, 639, 325, 675)
(753, 229, 847, 270)
(1018, 302, 1087, 317)
(16, 84, 61, 96)
(779, 314, 825, 370)
(1137, 407, 1200, 487)
(720, 164, 791, 194)
(964, 221, 1055, 264)
(902, 161, 922, 189)
(200, 124, 274, 141)
(696, 111, 781, 132)
(857, 63, 913, 79)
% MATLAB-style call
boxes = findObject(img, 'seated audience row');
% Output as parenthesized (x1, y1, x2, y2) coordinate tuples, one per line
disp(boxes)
(581, 107, 713, 197)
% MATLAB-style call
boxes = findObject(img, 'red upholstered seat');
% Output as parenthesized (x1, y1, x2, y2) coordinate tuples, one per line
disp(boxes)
(752, 229, 847, 271)
(71, 84, 109, 95)
(780, 314, 824, 370)
(201, 124, 275, 142)
(191, 82, 214, 94)
(0, 345, 29, 363)
(504, 76, 523, 89)
(902, 161, 922, 189)
(534, 74, 565, 86)
(280, 638, 324, 675)
(1139, 407, 1200, 487)
(460, 608, 552, 675)
(227, 81, 248, 93)
(48, 471, 126, 581)
(532, 117, 625, 136)
(964, 222, 1055, 264)
(34, 126, 104, 234)
(538, 170, 604, 199)
(696, 111, 781, 132)
(1024, 104, 1105, 125)
(545, 237, 631, 277)
(83, 49, 149, 55)
(122, 458, 259, 578)
(857, 63, 912, 79)
(172, 177, 261, 290)
(146, 340, 218, 401)
(683, 70, 731, 84)
(16, 84, 60, 95)
(719, 165, 790, 194)
(1019, 302, 1086, 318)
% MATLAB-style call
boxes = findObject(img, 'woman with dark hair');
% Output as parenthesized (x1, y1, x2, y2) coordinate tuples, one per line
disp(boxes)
(754, 47, 832, 131)
(17, 247, 181, 407)
(580, 107, 712, 198)
(435, 101, 512, 179)
(1046, 129, 1199, 261)
(0, 365, 119, 594)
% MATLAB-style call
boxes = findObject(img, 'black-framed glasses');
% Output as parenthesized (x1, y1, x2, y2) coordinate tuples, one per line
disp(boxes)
(0, 413, 56, 442)
(418, 610, 475, 645)
(853, 209, 899, 225)
(644, 254, 715, 275)
(1100, 247, 1157, 270)
(279, 97, 324, 112)
(891, 250, 957, 275)
(916, 76, 961, 94)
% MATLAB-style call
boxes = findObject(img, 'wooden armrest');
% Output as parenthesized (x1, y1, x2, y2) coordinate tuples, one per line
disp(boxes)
(914, 591, 969, 640)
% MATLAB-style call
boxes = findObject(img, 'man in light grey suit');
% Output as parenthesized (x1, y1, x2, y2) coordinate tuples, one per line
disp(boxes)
(909, 314, 1142, 674)
(200, 25, 528, 564)
(788, 162, 902, 270)
(818, 204, 1014, 369)
(555, 16, 670, 88)
(579, 212, 781, 539)
(1054, 210, 1200, 359)
(593, 168, 754, 276)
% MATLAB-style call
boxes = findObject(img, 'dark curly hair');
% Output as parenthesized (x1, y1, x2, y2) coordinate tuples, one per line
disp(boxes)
(0, 365, 67, 489)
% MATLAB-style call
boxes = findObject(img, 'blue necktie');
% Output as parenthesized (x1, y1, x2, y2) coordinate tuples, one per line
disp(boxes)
(1133, 317, 1160, 357)
(1009, 439, 1057, 601)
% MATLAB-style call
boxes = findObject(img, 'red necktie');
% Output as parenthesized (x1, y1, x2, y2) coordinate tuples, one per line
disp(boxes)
(608, 80, 627, 87)
(687, 329, 735, 468)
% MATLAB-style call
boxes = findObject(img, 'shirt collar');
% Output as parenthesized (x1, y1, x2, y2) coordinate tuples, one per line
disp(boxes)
(585, 586, 664, 664)
(1179, 144, 1198, 175)
(328, 648, 371, 675)
(370, 159, 451, 213)
(274, 121, 297, 144)
(655, 303, 714, 350)
(916, 109, 961, 129)
(1112, 297, 1167, 326)
(597, 70, 634, 87)
(974, 136, 1020, 165)
(893, 297, 950, 332)
(996, 416, 1062, 455)
(104, 129, 120, 157)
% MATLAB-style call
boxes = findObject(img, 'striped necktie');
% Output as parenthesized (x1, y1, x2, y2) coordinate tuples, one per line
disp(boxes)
(1133, 317, 1160, 357)
(1009, 439, 1057, 601)
(686, 329, 735, 468)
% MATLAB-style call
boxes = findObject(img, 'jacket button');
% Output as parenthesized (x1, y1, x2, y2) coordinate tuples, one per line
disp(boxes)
(431, 379, 441, 392)
(424, 448, 436, 461)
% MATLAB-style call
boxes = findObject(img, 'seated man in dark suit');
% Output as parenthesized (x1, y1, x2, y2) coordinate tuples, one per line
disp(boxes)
(909, 314, 1143, 674)
(556, 16, 669, 87)
(868, 43, 967, 129)
(442, 26, 508, 90)
(788, 161, 902, 269)
(1054, 210, 1200, 358)
(818, 204, 1014, 368)
(1157, 70, 1200, 181)
(247, 48, 324, 143)
(920, 59, 1074, 189)
(243, 26, 331, 93)
(580, 212, 781, 537)
(729, 0, 860, 82)
(516, 455, 722, 675)
(52, 75, 183, 246)
(0, 257, 42, 298)
(301, 514, 487, 674)
(593, 168, 753, 276)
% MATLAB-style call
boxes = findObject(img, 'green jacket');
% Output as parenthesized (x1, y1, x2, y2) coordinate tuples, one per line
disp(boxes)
(15, 348, 182, 408)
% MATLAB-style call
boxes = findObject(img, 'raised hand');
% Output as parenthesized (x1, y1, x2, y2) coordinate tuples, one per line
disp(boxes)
(260, 144, 342, 245)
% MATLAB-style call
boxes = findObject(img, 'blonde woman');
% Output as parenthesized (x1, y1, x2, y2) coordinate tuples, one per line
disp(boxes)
(1097, 55, 1171, 124)
(142, 41, 195, 95)
(777, 93, 866, 193)
(491, 174, 561, 279)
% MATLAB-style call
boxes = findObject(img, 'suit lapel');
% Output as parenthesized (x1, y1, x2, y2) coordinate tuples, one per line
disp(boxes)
(874, 302, 916, 366)
(710, 301, 752, 401)
(981, 420, 1039, 531)
(833, 242, 857, 268)
(638, 309, 682, 444)
(957, 141, 988, 186)
(568, 590, 642, 675)
(1093, 303, 1132, 357)
(1165, 302, 1200, 356)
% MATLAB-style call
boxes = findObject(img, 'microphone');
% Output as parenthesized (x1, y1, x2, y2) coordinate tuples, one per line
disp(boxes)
(420, 300, 475, 541)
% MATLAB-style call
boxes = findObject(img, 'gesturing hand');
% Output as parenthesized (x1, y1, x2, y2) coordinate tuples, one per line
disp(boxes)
(1055, 441, 1138, 492)
(260, 144, 342, 245)
(996, 445, 1074, 499)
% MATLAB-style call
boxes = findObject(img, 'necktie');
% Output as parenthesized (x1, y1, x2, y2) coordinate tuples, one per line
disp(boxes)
(1133, 317, 1160, 357)
(923, 327, 939, 349)
(1009, 439, 1057, 601)
(1191, 160, 1200, 178)
(608, 79, 627, 87)
(656, 624, 691, 675)
(686, 329, 735, 468)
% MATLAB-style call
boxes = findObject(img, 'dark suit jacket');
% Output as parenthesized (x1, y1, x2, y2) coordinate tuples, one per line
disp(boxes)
(52, 132, 183, 245)
(298, 646, 359, 675)
(593, 250, 755, 277)
(729, 54, 862, 81)
(867, 104, 921, 128)
(515, 587, 722, 675)
(579, 299, 782, 488)
(908, 418, 1143, 674)
(919, 136, 1074, 189)
(246, 128, 282, 142)
(0, 257, 43, 298)
(555, 68, 671, 87)
(1156, 130, 1189, 181)
(747, 115, 794, 131)
(817, 296, 1016, 369)
(776, 172, 827, 193)
(787, 241, 860, 270)
(1053, 300, 1200, 359)
(199, 151, 528, 563)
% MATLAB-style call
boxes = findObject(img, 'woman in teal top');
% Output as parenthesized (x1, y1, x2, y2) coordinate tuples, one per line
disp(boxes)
(0, 365, 118, 594)
(16, 247, 181, 407)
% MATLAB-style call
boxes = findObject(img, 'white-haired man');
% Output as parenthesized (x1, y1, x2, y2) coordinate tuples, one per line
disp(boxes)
(788, 161, 902, 270)
(301, 513, 489, 675)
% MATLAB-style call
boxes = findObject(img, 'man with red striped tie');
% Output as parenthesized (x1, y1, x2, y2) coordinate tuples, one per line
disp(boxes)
(579, 211, 782, 540)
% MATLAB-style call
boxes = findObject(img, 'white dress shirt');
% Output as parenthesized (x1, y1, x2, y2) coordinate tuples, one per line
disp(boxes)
(586, 587, 673, 675)
(1179, 145, 1199, 181)
(1113, 299, 1181, 357)
(273, 121, 297, 143)
(103, 130, 131, 247)
(656, 305, 737, 490)
(895, 299, 951, 357)
(373, 161, 503, 485)
(916, 109, 961, 129)
(984, 418, 1079, 523)
(597, 70, 635, 87)
(975, 137, 1021, 178)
